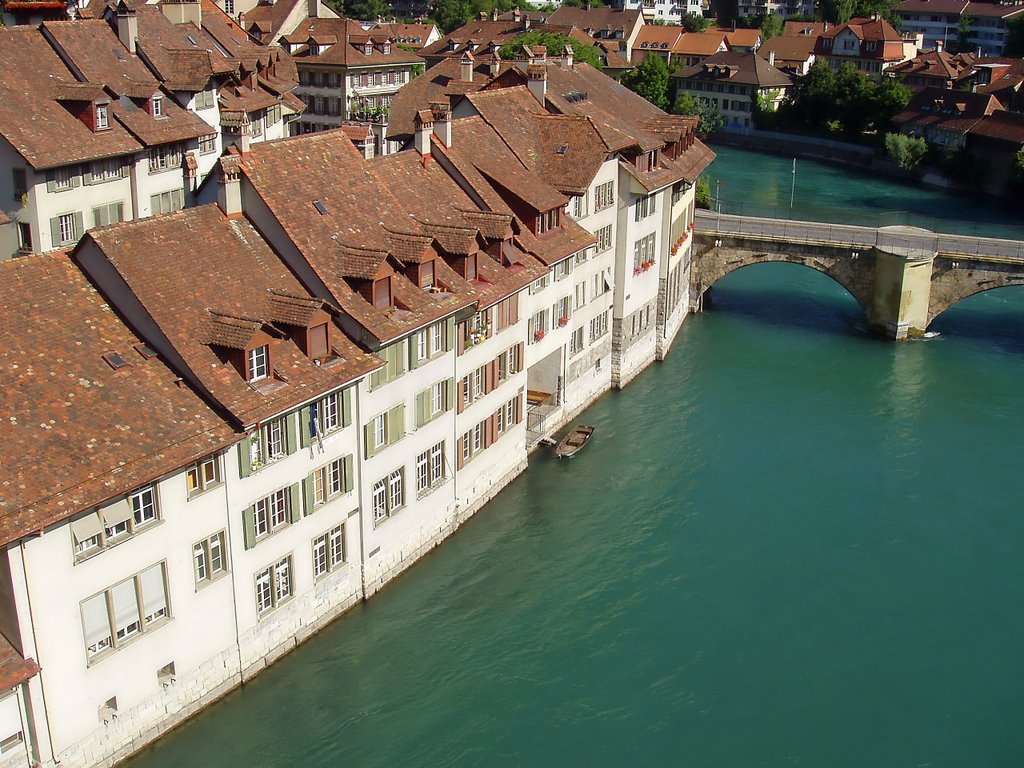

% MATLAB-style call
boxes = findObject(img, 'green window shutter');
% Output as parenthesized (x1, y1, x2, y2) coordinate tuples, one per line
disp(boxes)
(284, 414, 298, 454)
(303, 475, 314, 514)
(238, 436, 253, 478)
(409, 333, 420, 370)
(415, 389, 427, 428)
(112, 203, 124, 224)
(45, 173, 56, 194)
(71, 171, 81, 189)
(288, 484, 302, 524)
(242, 506, 256, 549)
(49, 217, 61, 246)
(300, 406, 312, 448)
(395, 339, 407, 376)
(73, 211, 84, 240)
(369, 366, 385, 391)
(364, 421, 376, 459)
(445, 378, 455, 411)
(443, 317, 455, 351)
(82, 167, 94, 186)
(92, 207, 105, 228)
(343, 455, 354, 493)
(341, 388, 352, 426)
(387, 404, 404, 445)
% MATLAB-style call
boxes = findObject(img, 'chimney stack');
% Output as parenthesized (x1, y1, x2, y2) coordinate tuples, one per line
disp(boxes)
(935, 39, 944, 52)
(563, 43, 573, 67)
(460, 50, 474, 81)
(527, 62, 547, 103)
(414, 109, 434, 164)
(768, 49, 775, 66)
(430, 102, 452, 149)
(490, 50, 501, 76)
(491, 6, 498, 21)
(160, 0, 202, 27)
(524, 14, 531, 30)
(115, 1, 139, 55)
(216, 156, 243, 219)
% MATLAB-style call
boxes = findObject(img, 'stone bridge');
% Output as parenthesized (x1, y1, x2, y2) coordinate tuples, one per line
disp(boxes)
(692, 211, 1024, 339)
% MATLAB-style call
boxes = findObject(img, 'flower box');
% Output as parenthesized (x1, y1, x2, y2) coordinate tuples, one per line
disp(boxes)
(558, 316, 569, 327)
(534, 329, 545, 342)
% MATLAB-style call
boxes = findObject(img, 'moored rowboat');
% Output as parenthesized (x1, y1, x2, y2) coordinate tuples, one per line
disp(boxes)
(555, 425, 595, 458)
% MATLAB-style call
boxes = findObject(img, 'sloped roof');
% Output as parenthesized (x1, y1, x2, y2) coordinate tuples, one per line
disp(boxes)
(893, 85, 1002, 134)
(674, 50, 793, 88)
(546, 5, 643, 34)
(673, 31, 730, 57)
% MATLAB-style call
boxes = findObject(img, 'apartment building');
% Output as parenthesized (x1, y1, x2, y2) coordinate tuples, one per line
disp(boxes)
(277, 17, 422, 153)
(814, 16, 920, 77)
(897, 0, 1024, 57)
(0, 50, 713, 768)
(611, 0, 705, 25)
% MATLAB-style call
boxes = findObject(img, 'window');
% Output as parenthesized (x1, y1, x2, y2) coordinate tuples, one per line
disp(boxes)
(12, 168, 26, 200)
(308, 391, 344, 440)
(553, 259, 573, 281)
(429, 322, 443, 355)
(151, 95, 164, 117)
(253, 488, 292, 541)
(536, 208, 560, 235)
(186, 455, 221, 497)
(250, 415, 289, 468)
(594, 181, 614, 211)
(224, 0, 233, 15)
(150, 188, 184, 214)
(70, 488, 162, 561)
(199, 134, 217, 154)
(92, 202, 124, 228)
(574, 281, 586, 310)
(195, 89, 215, 110)
(149, 144, 182, 173)
(372, 468, 405, 523)
(81, 563, 169, 660)
(416, 441, 446, 494)
(530, 274, 550, 294)
(553, 295, 571, 326)
(50, 166, 76, 191)
(95, 103, 109, 130)
(194, 531, 228, 585)
(373, 413, 386, 448)
(312, 525, 345, 579)
(633, 233, 656, 271)
(91, 158, 123, 182)
(312, 457, 346, 506)
(589, 311, 610, 342)
(634, 194, 656, 221)
(255, 556, 292, 615)
(365, 403, 404, 457)
(50, 211, 81, 246)
(572, 191, 589, 219)
(248, 345, 269, 381)
(17, 222, 31, 253)
(570, 326, 584, 356)
(596, 224, 613, 253)
(416, 329, 428, 362)
(529, 309, 548, 342)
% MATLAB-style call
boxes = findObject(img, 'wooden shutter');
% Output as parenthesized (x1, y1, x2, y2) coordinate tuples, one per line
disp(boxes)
(73, 211, 84, 241)
(363, 422, 376, 459)
(45, 172, 56, 193)
(369, 365, 385, 391)
(288, 484, 302, 523)
(456, 379, 465, 414)
(489, 360, 499, 392)
(49, 216, 61, 247)
(515, 342, 524, 373)
(445, 378, 455, 411)
(456, 436, 465, 470)
(238, 436, 253, 478)
(284, 414, 298, 454)
(341, 388, 352, 426)
(387, 403, 405, 444)
(395, 339, 407, 376)
(510, 292, 520, 324)
(242, 506, 256, 549)
(343, 455, 354, 493)
(443, 317, 455, 351)
(415, 389, 429, 428)
(515, 393, 523, 424)
(483, 414, 494, 448)
(408, 332, 420, 370)
(302, 475, 314, 515)
(300, 406, 312, 448)
(456, 322, 465, 356)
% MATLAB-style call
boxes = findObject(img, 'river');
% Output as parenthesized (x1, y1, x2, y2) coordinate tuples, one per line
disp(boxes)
(125, 148, 1024, 768)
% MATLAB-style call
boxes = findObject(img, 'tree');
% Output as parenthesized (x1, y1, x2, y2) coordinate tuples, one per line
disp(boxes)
(695, 174, 712, 209)
(337, 0, 391, 19)
(834, 62, 874, 134)
(622, 52, 671, 110)
(951, 12, 972, 54)
(498, 31, 604, 69)
(560, 0, 604, 7)
(780, 60, 837, 129)
(680, 12, 709, 32)
(760, 12, 783, 41)
(674, 92, 724, 138)
(1006, 16, 1024, 57)
(884, 132, 926, 170)
(430, 0, 472, 33)
(869, 76, 910, 131)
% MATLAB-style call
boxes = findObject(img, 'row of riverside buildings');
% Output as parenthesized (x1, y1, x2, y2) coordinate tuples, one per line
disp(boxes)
(0, 46, 714, 768)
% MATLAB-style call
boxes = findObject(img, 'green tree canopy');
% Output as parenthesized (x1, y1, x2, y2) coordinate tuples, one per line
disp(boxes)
(1004, 16, 1024, 56)
(679, 12, 709, 32)
(884, 132, 926, 169)
(622, 52, 671, 110)
(760, 12, 783, 41)
(498, 31, 603, 68)
(430, 0, 473, 33)
(674, 92, 724, 137)
(331, 0, 391, 19)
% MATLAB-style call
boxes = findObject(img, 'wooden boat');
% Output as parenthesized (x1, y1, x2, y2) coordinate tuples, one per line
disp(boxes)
(555, 425, 595, 458)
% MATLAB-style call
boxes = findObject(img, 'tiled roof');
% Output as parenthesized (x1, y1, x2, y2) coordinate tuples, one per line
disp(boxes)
(893, 86, 1002, 134)
(966, 108, 1024, 144)
(758, 35, 817, 64)
(286, 18, 423, 67)
(41, 19, 160, 94)
(673, 32, 729, 57)
(546, 5, 642, 34)
(674, 51, 793, 88)
(0, 26, 141, 170)
(896, 0, 967, 13)
(715, 27, 762, 49)
(81, 204, 379, 426)
(0, 252, 237, 546)
(134, 5, 235, 91)
(783, 21, 828, 36)
(966, 1, 1024, 18)
(419, 19, 587, 62)
(0, 636, 38, 691)
(633, 25, 684, 51)
(239, 132, 477, 343)
(370, 21, 438, 48)
(242, 0, 305, 38)
(889, 50, 973, 81)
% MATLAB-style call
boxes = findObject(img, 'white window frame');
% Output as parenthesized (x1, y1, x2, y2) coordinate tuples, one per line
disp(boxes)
(81, 562, 169, 661)
(187, 455, 221, 498)
(255, 556, 292, 616)
(248, 345, 269, 381)
(194, 531, 228, 585)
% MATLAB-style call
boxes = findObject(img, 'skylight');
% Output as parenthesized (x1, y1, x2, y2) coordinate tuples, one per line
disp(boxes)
(186, 34, 197, 46)
(313, 200, 328, 215)
(556, 145, 568, 155)
(102, 352, 130, 370)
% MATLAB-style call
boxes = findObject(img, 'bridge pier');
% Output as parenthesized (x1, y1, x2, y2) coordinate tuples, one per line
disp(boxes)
(869, 240, 936, 340)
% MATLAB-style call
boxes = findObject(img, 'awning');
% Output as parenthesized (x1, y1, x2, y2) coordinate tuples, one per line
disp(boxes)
(69, 513, 103, 543)
(100, 501, 133, 528)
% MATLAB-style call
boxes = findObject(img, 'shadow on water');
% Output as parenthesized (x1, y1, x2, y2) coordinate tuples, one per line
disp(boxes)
(929, 289, 1024, 355)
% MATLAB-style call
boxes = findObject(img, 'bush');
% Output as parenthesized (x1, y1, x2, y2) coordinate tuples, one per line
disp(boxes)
(695, 175, 712, 209)
(884, 132, 927, 170)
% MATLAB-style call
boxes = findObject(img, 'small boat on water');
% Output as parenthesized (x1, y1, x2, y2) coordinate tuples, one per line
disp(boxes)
(555, 425, 595, 458)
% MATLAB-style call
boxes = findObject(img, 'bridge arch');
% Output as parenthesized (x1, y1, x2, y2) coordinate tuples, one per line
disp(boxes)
(693, 249, 875, 320)
(927, 262, 1024, 328)
(928, 282, 1024, 328)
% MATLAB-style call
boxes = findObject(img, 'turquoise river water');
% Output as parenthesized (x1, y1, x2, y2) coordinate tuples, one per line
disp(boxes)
(126, 148, 1024, 768)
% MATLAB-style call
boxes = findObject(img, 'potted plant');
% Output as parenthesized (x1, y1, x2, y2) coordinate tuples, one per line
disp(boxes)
(558, 316, 569, 327)
(534, 329, 545, 342)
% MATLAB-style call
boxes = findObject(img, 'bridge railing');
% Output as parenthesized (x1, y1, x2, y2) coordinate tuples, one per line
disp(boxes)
(696, 210, 1024, 262)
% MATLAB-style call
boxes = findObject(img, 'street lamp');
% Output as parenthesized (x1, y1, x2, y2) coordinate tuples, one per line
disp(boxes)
(790, 157, 796, 218)
(716, 178, 723, 230)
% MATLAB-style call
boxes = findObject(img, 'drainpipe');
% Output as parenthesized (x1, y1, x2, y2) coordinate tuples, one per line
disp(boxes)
(18, 542, 58, 765)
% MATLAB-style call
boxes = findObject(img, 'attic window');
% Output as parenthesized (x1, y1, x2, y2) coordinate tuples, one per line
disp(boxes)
(102, 352, 130, 370)
(419, 260, 435, 289)
(313, 200, 328, 215)
(309, 43, 319, 55)
(308, 323, 329, 360)
(186, 34, 197, 45)
(95, 103, 109, 131)
(556, 145, 568, 155)
(464, 253, 477, 280)
(247, 345, 269, 381)
(382, 43, 391, 54)
(373, 276, 392, 309)
(134, 343, 159, 360)
(364, 44, 373, 55)
(151, 95, 164, 118)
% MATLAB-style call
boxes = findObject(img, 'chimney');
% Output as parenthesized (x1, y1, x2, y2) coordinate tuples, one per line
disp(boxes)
(238, 11, 245, 27)
(431, 102, 452, 148)
(160, 0, 202, 27)
(414, 109, 433, 164)
(491, 6, 498, 21)
(490, 49, 501, 76)
(308, 0, 320, 18)
(935, 39, 944, 53)
(512, 7, 521, 22)
(563, 43, 573, 67)
(527, 62, 547, 102)
(478, 10, 486, 20)
(823, 21, 829, 31)
(216, 156, 243, 219)
(115, 1, 139, 55)
(524, 14, 531, 30)
(461, 50, 474, 81)
(767, 49, 775, 66)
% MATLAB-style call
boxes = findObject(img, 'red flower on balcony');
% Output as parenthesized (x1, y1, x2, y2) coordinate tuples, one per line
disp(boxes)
(534, 329, 545, 342)
(558, 316, 569, 327)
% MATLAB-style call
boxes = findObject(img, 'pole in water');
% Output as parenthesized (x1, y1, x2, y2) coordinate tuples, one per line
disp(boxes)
(790, 158, 796, 217)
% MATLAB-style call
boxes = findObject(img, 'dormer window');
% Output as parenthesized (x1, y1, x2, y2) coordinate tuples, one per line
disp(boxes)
(364, 43, 373, 55)
(536, 208, 560, 235)
(151, 95, 163, 118)
(96, 103, 109, 131)
(308, 322, 329, 360)
(309, 43, 320, 56)
(464, 253, 477, 281)
(247, 344, 269, 381)
(373, 276, 392, 309)
(419, 260, 435, 289)
(382, 43, 391, 54)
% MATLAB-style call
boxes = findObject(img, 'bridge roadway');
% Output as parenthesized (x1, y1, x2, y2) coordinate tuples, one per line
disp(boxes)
(691, 210, 1024, 339)
(695, 210, 1024, 262)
